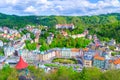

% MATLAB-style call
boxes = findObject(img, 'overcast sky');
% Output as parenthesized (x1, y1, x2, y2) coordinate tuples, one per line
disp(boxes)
(0, 0, 120, 16)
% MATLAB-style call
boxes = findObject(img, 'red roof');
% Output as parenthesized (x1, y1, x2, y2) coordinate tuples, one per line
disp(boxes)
(94, 56, 105, 61)
(15, 56, 28, 70)
(94, 53, 105, 61)
(71, 48, 80, 52)
(113, 58, 120, 64)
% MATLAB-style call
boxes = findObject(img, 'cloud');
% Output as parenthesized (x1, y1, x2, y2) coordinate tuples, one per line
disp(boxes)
(5, 0, 18, 5)
(24, 6, 37, 13)
(0, 0, 120, 16)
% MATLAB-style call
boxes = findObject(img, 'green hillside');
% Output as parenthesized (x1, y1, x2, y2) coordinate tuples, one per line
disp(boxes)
(0, 13, 120, 42)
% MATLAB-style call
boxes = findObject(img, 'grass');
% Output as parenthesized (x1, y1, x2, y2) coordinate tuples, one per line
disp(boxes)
(44, 64, 59, 67)
(52, 58, 77, 64)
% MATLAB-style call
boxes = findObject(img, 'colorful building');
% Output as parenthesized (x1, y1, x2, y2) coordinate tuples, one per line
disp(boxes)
(37, 50, 56, 61)
(56, 24, 74, 29)
(60, 48, 72, 58)
(83, 54, 93, 67)
(93, 54, 105, 69)
(4, 46, 15, 56)
(109, 57, 120, 69)
(71, 48, 80, 58)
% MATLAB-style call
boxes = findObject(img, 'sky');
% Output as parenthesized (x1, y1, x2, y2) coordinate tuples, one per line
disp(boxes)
(0, 0, 120, 16)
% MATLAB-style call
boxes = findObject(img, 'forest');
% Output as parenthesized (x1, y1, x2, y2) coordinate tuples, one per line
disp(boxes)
(0, 13, 120, 43)
(1, 65, 120, 80)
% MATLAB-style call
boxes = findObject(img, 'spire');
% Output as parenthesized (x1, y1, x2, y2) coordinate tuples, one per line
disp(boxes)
(15, 56, 28, 70)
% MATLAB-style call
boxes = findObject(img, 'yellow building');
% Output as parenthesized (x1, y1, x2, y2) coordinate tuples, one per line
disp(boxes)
(84, 60, 92, 67)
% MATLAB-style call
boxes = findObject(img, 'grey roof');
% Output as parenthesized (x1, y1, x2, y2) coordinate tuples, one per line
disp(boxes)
(0, 56, 7, 63)
(84, 54, 93, 60)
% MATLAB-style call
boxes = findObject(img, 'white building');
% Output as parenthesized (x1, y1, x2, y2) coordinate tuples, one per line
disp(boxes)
(4, 46, 15, 56)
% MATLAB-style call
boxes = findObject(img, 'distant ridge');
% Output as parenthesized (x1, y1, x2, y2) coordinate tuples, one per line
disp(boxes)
(0, 12, 120, 28)
(0, 12, 120, 42)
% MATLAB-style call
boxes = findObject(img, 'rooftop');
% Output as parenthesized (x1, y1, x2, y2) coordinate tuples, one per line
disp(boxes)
(84, 54, 93, 60)
(71, 48, 80, 52)
(109, 58, 120, 65)
(94, 54, 105, 61)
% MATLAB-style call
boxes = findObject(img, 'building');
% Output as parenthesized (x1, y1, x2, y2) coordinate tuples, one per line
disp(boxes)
(37, 50, 56, 61)
(71, 48, 80, 58)
(115, 46, 120, 51)
(46, 37, 52, 44)
(83, 54, 93, 67)
(4, 46, 15, 56)
(18, 49, 38, 63)
(15, 56, 28, 70)
(26, 33, 31, 39)
(87, 35, 92, 40)
(0, 56, 7, 63)
(0, 40, 3, 47)
(109, 57, 120, 69)
(46, 33, 54, 44)
(56, 24, 74, 29)
(5, 56, 19, 66)
(60, 48, 72, 58)
(108, 39, 116, 46)
(93, 54, 105, 69)
(70, 30, 89, 39)
(3, 27, 9, 34)
(61, 30, 68, 36)
(82, 49, 95, 67)
(26, 25, 33, 32)
(37, 48, 81, 62)
(34, 32, 40, 43)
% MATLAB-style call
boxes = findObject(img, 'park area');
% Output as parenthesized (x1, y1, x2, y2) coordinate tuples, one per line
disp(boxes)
(52, 58, 78, 64)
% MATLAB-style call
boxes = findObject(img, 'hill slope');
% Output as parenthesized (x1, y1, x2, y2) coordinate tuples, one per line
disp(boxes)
(0, 13, 120, 42)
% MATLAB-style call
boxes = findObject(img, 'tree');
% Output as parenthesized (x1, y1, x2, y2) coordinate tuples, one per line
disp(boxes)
(30, 32, 35, 40)
(111, 52, 116, 56)
(109, 46, 115, 51)
(25, 40, 37, 50)
(80, 67, 88, 80)
(100, 70, 120, 80)
(40, 42, 49, 51)
(86, 67, 102, 80)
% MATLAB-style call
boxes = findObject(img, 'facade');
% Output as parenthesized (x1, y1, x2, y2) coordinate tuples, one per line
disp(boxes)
(37, 50, 56, 61)
(93, 54, 105, 69)
(5, 56, 19, 64)
(108, 39, 116, 46)
(47, 33, 54, 44)
(34, 32, 40, 43)
(18, 49, 38, 63)
(3, 27, 9, 34)
(26, 25, 34, 32)
(87, 35, 92, 40)
(37, 48, 81, 61)
(71, 48, 80, 57)
(71, 34, 86, 39)
(0, 56, 7, 63)
(70, 30, 89, 39)
(60, 48, 72, 58)
(61, 30, 68, 36)
(0, 40, 3, 47)
(109, 58, 120, 69)
(56, 24, 74, 29)
(4, 46, 15, 56)
(83, 54, 93, 67)
(84, 60, 92, 67)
